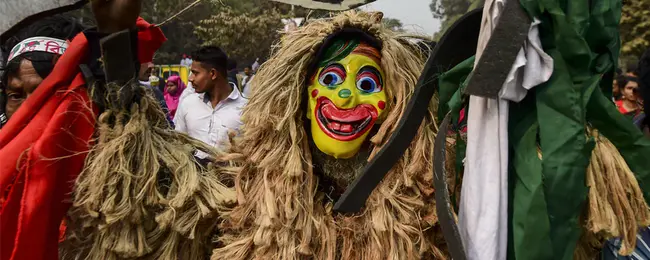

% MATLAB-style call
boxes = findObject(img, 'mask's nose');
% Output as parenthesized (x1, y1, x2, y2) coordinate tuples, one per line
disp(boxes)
(331, 82, 357, 109)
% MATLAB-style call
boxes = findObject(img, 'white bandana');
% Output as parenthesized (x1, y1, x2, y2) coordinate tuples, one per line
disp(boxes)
(7, 37, 69, 63)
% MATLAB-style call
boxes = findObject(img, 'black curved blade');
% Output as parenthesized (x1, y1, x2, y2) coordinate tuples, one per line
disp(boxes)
(434, 113, 466, 260)
(333, 7, 483, 213)
(0, 0, 88, 44)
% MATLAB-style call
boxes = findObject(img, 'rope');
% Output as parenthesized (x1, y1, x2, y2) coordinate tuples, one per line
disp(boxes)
(155, 0, 224, 27)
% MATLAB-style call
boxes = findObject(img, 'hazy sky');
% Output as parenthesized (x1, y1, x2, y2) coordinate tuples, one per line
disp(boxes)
(361, 0, 441, 36)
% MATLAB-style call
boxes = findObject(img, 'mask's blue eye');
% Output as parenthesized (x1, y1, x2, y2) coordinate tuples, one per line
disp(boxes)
(356, 67, 383, 94)
(318, 65, 346, 88)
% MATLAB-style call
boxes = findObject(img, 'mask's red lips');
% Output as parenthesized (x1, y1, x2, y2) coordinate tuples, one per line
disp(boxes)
(315, 97, 378, 141)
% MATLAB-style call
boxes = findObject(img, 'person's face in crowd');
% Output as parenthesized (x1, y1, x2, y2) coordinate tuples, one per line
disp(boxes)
(166, 81, 178, 95)
(5, 60, 43, 119)
(287, 21, 298, 32)
(623, 80, 639, 102)
(139, 62, 154, 81)
(189, 61, 218, 94)
(613, 79, 620, 97)
(244, 67, 251, 76)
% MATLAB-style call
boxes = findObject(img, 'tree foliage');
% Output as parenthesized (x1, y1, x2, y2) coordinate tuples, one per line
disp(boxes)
(430, 0, 483, 40)
(195, 0, 333, 68)
(620, 0, 650, 59)
(68, 0, 338, 66)
(195, 7, 284, 68)
(383, 17, 405, 32)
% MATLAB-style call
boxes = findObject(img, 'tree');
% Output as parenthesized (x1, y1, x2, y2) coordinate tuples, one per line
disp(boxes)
(383, 17, 404, 32)
(620, 0, 650, 59)
(69, 0, 333, 65)
(70, 0, 215, 64)
(195, 7, 284, 68)
(430, 0, 483, 40)
(196, 0, 333, 68)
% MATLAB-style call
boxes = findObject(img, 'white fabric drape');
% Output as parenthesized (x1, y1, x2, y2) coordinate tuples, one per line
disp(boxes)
(458, 1, 553, 259)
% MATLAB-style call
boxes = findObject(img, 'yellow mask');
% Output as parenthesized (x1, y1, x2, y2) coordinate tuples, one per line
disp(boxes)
(307, 41, 387, 159)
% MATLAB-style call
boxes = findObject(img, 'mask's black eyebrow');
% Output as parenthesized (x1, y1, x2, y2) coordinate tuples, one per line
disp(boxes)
(319, 63, 347, 76)
(356, 66, 383, 85)
(322, 62, 345, 70)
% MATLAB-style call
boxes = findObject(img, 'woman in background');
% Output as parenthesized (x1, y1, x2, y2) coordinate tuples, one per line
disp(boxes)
(164, 75, 186, 120)
(615, 77, 642, 117)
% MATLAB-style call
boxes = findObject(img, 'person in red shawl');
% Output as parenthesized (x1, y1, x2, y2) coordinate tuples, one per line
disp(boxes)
(0, 15, 95, 260)
(0, 1, 176, 259)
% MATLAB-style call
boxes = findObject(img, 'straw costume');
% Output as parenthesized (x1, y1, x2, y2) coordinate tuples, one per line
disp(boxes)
(212, 11, 449, 260)
(54, 18, 236, 260)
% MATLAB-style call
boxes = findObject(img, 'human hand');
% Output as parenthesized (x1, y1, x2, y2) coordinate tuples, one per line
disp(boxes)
(91, 0, 142, 33)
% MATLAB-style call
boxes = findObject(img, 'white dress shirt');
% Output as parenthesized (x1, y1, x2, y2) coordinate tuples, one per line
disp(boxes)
(174, 83, 247, 152)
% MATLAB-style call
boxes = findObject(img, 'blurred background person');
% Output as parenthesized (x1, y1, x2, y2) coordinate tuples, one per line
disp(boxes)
(613, 73, 626, 101)
(242, 65, 253, 87)
(616, 76, 642, 118)
(164, 75, 187, 120)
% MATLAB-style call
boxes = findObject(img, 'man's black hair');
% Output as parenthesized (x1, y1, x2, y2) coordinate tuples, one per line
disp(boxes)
(227, 58, 237, 71)
(1, 15, 85, 82)
(192, 46, 228, 78)
(245, 65, 252, 70)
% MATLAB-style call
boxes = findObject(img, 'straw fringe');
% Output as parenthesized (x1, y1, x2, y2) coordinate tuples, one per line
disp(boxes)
(60, 82, 236, 260)
(573, 129, 650, 257)
(212, 11, 446, 260)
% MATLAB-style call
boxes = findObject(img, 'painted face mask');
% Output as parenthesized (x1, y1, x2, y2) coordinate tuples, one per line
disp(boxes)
(307, 39, 387, 159)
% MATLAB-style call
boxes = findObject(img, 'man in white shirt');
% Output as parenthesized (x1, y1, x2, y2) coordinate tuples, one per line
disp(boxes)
(174, 46, 247, 153)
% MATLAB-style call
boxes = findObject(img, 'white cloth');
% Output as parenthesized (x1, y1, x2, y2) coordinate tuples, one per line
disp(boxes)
(174, 83, 247, 154)
(458, 1, 554, 260)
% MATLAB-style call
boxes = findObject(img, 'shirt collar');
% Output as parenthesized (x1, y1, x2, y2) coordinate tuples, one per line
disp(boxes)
(199, 82, 242, 103)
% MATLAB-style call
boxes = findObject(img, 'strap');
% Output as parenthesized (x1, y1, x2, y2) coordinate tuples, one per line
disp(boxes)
(463, 0, 531, 98)
(434, 112, 467, 260)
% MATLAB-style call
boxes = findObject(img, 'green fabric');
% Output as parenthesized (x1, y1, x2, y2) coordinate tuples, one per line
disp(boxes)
(509, 98, 554, 260)
(317, 38, 360, 67)
(535, 48, 595, 259)
(510, 0, 647, 259)
(437, 56, 475, 121)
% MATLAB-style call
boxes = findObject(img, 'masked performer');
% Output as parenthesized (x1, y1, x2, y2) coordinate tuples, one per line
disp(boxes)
(213, 11, 446, 259)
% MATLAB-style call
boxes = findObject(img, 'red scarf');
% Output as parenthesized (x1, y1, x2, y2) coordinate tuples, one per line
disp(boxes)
(0, 33, 96, 260)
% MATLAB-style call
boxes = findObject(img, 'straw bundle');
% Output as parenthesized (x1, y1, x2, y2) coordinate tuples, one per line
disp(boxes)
(581, 129, 650, 256)
(60, 82, 236, 260)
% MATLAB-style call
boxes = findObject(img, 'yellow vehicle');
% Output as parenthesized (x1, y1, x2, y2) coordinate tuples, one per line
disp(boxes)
(155, 65, 190, 85)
